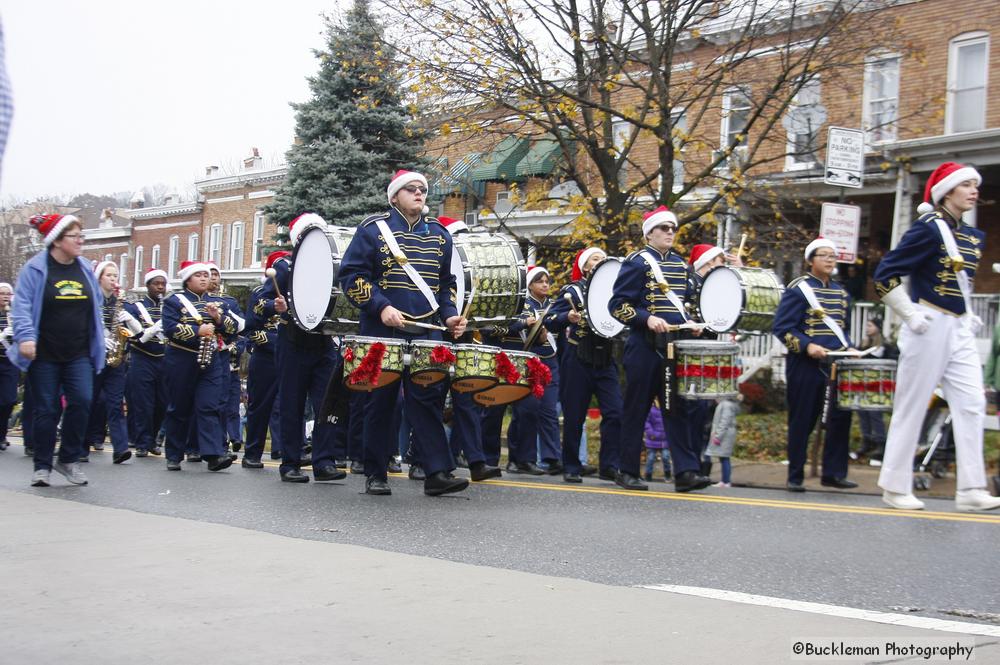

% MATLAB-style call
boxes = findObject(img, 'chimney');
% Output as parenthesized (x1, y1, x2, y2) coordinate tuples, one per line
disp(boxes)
(205, 165, 220, 178)
(129, 191, 145, 209)
(243, 147, 262, 171)
(164, 193, 178, 206)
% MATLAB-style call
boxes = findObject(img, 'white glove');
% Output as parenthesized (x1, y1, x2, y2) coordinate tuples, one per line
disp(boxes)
(104, 336, 116, 352)
(881, 286, 932, 335)
(968, 314, 984, 335)
(115, 309, 131, 323)
(138, 320, 161, 343)
(1, 326, 11, 341)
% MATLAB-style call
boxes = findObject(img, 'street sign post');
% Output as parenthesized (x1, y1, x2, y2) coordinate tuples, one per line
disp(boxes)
(819, 202, 862, 262)
(824, 127, 865, 189)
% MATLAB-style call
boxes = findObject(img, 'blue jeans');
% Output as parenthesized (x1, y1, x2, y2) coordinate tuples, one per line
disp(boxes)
(644, 447, 672, 478)
(29, 356, 94, 471)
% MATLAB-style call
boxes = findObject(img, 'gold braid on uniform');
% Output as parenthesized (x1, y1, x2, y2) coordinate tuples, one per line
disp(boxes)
(874, 276, 900, 298)
(784, 332, 801, 354)
(347, 276, 373, 304)
(612, 303, 637, 323)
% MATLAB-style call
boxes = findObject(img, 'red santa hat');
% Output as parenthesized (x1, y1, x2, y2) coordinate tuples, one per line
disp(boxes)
(572, 247, 605, 281)
(93, 260, 117, 280)
(689, 244, 724, 271)
(803, 237, 837, 262)
(178, 260, 211, 283)
(288, 212, 328, 245)
(437, 215, 467, 235)
(526, 265, 550, 286)
(386, 169, 428, 205)
(265, 250, 290, 271)
(641, 205, 678, 237)
(144, 268, 168, 284)
(916, 162, 982, 215)
(29, 213, 82, 247)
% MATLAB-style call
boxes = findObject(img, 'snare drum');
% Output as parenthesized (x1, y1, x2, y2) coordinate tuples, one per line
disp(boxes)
(472, 350, 534, 407)
(584, 257, 626, 339)
(452, 233, 526, 329)
(674, 340, 741, 400)
(288, 225, 361, 334)
(835, 359, 896, 411)
(408, 340, 455, 387)
(451, 344, 500, 393)
(698, 266, 784, 334)
(342, 336, 406, 391)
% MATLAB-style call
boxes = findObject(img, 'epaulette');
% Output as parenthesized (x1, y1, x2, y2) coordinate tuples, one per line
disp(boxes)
(425, 216, 444, 229)
(360, 212, 391, 227)
(787, 275, 809, 289)
(624, 248, 645, 261)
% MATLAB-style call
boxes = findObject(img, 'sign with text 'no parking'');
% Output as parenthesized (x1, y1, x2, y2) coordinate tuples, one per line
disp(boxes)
(824, 127, 865, 189)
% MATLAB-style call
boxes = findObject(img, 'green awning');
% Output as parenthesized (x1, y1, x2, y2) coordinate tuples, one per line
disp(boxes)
(514, 138, 563, 178)
(469, 136, 530, 182)
(429, 153, 486, 199)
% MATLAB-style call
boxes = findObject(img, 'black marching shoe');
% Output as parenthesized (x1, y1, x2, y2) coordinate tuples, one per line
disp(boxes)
(230, 441, 242, 453)
(424, 471, 469, 497)
(455, 452, 469, 469)
(470, 461, 502, 481)
(298, 455, 313, 468)
(136, 449, 148, 458)
(615, 471, 649, 491)
(786, 482, 807, 493)
(563, 472, 583, 483)
(365, 476, 391, 495)
(0, 439, 8, 451)
(506, 461, 545, 476)
(270, 450, 282, 460)
(545, 460, 564, 476)
(25, 445, 34, 457)
(113, 450, 132, 464)
(580, 464, 598, 477)
(821, 476, 859, 489)
(241, 457, 264, 469)
(92, 441, 105, 452)
(350, 460, 365, 475)
(335, 460, 347, 469)
(314, 465, 347, 482)
(186, 453, 202, 463)
(166, 460, 182, 471)
(387, 457, 402, 474)
(408, 464, 426, 481)
(598, 467, 617, 481)
(206, 455, 234, 472)
(150, 446, 163, 456)
(280, 468, 309, 483)
(674, 470, 712, 493)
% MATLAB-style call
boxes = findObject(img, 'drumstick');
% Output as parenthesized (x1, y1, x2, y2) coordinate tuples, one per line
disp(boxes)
(563, 292, 579, 314)
(461, 283, 476, 321)
(264, 268, 282, 298)
(400, 317, 448, 332)
(736, 233, 747, 259)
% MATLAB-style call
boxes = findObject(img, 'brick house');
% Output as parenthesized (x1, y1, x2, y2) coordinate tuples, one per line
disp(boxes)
(124, 194, 203, 292)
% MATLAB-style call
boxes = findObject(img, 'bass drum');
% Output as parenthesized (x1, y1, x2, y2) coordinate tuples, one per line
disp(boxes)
(698, 266, 784, 334)
(288, 225, 361, 334)
(583, 257, 625, 339)
(451, 233, 526, 330)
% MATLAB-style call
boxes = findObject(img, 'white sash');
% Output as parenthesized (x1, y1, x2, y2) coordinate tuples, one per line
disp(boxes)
(797, 281, 849, 349)
(173, 293, 203, 323)
(374, 219, 439, 313)
(638, 252, 689, 322)
(931, 217, 975, 316)
(136, 301, 154, 326)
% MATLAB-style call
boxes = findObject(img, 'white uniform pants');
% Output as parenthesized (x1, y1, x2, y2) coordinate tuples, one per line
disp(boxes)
(878, 305, 987, 494)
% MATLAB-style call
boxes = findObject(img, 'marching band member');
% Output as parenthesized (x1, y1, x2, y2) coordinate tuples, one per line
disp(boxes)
(85, 260, 140, 464)
(874, 162, 1000, 512)
(610, 206, 711, 492)
(772, 237, 856, 493)
(242, 251, 288, 468)
(548, 246, 621, 483)
(124, 268, 168, 457)
(338, 170, 468, 496)
(12, 214, 104, 487)
(0, 282, 16, 451)
(207, 263, 246, 455)
(161, 260, 240, 472)
(268, 214, 346, 484)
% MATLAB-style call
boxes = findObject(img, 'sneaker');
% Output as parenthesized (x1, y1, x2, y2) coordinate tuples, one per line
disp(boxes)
(31, 469, 50, 487)
(955, 488, 1000, 512)
(882, 490, 924, 510)
(53, 461, 89, 486)
(713, 482, 732, 488)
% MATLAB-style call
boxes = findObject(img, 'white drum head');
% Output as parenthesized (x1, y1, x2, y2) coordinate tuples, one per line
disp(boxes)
(290, 227, 334, 331)
(585, 258, 625, 338)
(699, 266, 742, 333)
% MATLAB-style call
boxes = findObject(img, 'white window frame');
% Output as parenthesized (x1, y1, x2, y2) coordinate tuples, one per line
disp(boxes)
(495, 191, 511, 204)
(151, 244, 161, 271)
(464, 212, 478, 227)
(229, 222, 244, 271)
(612, 120, 631, 186)
(862, 53, 900, 145)
(208, 224, 222, 266)
(168, 235, 180, 278)
(720, 88, 751, 170)
(188, 233, 200, 261)
(784, 77, 821, 171)
(133, 246, 144, 288)
(251, 212, 266, 267)
(946, 32, 989, 134)
(119, 254, 129, 290)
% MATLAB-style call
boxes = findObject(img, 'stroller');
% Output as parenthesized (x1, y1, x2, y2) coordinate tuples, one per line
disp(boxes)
(912, 390, 957, 490)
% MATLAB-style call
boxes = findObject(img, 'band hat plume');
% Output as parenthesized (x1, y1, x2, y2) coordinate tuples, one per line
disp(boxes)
(287, 213, 328, 245)
(29, 213, 81, 247)
(804, 237, 837, 262)
(916, 162, 982, 215)
(689, 244, 724, 271)
(93, 260, 117, 279)
(641, 205, 678, 237)
(178, 260, 211, 283)
(144, 268, 168, 284)
(437, 215, 467, 235)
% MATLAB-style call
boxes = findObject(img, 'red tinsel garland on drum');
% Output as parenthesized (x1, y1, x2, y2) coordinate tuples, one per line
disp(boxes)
(430, 344, 457, 365)
(343, 346, 355, 362)
(494, 351, 521, 384)
(347, 342, 386, 386)
(838, 380, 895, 393)
(526, 356, 551, 398)
(676, 364, 741, 379)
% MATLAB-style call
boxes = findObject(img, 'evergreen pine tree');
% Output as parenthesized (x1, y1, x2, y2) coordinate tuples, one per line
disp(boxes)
(265, 0, 426, 244)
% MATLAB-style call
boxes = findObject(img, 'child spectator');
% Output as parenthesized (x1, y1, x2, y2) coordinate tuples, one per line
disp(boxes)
(707, 394, 742, 488)
(643, 401, 671, 481)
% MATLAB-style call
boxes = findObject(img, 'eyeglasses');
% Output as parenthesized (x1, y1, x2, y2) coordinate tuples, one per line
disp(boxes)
(61, 233, 86, 241)
(657, 225, 677, 233)
(402, 185, 428, 194)
(812, 252, 837, 260)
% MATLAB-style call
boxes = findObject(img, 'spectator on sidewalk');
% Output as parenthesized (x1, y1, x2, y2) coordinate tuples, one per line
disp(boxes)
(643, 400, 671, 481)
(707, 394, 741, 488)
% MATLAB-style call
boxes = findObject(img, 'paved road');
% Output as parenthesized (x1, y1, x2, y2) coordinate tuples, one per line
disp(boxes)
(2, 442, 998, 627)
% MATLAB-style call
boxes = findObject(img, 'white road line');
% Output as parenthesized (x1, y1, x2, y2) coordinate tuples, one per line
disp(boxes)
(637, 584, 1000, 637)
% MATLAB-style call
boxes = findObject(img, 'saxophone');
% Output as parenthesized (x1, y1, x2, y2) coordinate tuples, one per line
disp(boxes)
(106, 288, 133, 368)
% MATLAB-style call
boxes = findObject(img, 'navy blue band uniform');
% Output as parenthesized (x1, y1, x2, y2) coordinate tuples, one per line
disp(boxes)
(243, 283, 285, 463)
(516, 294, 561, 466)
(85, 293, 130, 458)
(0, 305, 18, 446)
(610, 246, 702, 480)
(772, 273, 854, 486)
(215, 290, 246, 451)
(124, 295, 167, 455)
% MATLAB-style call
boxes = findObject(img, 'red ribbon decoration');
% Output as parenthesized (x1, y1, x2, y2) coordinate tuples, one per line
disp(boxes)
(348, 342, 386, 386)
(343, 346, 355, 362)
(676, 364, 741, 379)
(430, 344, 457, 365)
(494, 351, 521, 384)
(526, 356, 552, 399)
(838, 380, 895, 393)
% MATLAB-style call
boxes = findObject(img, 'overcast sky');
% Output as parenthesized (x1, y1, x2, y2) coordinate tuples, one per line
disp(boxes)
(2, 0, 344, 203)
